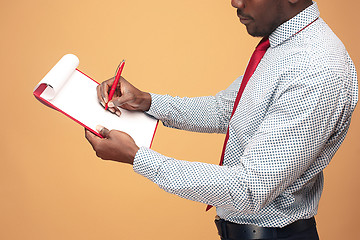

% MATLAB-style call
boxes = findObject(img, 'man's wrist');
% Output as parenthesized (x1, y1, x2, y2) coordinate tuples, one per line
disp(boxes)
(127, 145, 140, 165)
(140, 92, 152, 112)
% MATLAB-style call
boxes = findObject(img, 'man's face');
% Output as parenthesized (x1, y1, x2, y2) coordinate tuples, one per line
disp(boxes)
(231, 0, 289, 37)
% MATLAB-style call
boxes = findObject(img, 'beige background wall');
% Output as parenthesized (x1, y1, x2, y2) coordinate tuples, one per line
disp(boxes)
(1, 0, 359, 239)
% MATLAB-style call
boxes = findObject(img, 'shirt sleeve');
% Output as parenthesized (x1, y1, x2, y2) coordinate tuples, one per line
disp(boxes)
(134, 64, 355, 214)
(145, 76, 242, 134)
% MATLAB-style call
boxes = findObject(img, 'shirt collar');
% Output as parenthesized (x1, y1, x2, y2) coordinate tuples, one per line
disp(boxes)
(269, 2, 320, 48)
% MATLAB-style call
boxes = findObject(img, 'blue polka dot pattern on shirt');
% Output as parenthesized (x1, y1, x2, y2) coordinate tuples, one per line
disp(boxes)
(133, 2, 358, 228)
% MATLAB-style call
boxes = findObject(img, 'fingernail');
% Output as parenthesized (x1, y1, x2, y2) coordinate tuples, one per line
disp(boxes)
(116, 111, 121, 117)
(108, 102, 115, 107)
(96, 125, 104, 132)
(109, 108, 115, 113)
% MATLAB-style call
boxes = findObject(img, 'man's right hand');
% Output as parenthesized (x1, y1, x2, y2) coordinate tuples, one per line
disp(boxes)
(97, 76, 151, 116)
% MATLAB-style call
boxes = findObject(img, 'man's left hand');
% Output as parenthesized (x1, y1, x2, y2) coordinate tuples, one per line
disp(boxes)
(85, 125, 139, 165)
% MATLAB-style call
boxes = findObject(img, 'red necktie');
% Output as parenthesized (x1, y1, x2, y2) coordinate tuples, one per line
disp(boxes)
(206, 37, 270, 211)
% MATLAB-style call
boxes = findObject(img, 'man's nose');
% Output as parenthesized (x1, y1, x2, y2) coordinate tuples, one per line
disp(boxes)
(231, 0, 245, 9)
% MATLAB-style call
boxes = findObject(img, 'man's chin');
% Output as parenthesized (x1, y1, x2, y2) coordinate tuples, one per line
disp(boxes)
(246, 26, 266, 37)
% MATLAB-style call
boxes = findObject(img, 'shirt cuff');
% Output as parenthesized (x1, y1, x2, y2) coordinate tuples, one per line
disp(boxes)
(133, 146, 166, 182)
(145, 93, 167, 120)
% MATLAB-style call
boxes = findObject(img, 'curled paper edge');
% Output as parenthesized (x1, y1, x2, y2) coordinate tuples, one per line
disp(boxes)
(34, 54, 80, 100)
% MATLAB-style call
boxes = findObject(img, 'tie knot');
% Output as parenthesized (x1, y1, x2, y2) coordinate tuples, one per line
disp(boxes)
(256, 37, 270, 51)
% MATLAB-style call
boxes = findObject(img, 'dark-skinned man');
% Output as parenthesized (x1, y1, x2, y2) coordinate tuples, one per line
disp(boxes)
(86, 1, 358, 239)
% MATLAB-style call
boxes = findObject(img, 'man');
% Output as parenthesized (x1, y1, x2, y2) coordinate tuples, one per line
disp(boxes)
(85, 0, 358, 239)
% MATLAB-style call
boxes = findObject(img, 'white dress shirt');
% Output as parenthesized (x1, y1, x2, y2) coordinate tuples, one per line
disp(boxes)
(133, 3, 358, 227)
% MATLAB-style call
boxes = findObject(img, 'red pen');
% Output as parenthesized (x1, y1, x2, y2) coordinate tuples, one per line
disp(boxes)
(105, 59, 126, 110)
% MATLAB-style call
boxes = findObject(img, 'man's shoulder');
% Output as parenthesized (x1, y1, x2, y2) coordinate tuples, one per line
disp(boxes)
(274, 19, 350, 74)
(306, 18, 345, 53)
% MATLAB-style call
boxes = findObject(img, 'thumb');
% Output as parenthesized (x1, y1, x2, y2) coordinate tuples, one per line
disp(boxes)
(96, 125, 110, 138)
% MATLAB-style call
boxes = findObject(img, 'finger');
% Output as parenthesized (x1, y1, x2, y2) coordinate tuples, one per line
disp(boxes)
(96, 84, 106, 108)
(108, 107, 116, 113)
(97, 82, 109, 107)
(109, 93, 133, 108)
(102, 82, 110, 103)
(96, 125, 110, 138)
(108, 106, 121, 117)
(115, 107, 122, 117)
(99, 82, 108, 105)
(99, 78, 114, 105)
(85, 128, 102, 147)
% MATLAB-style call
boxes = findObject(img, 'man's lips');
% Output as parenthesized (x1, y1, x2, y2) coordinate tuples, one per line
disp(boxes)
(239, 17, 252, 25)
(237, 9, 253, 25)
